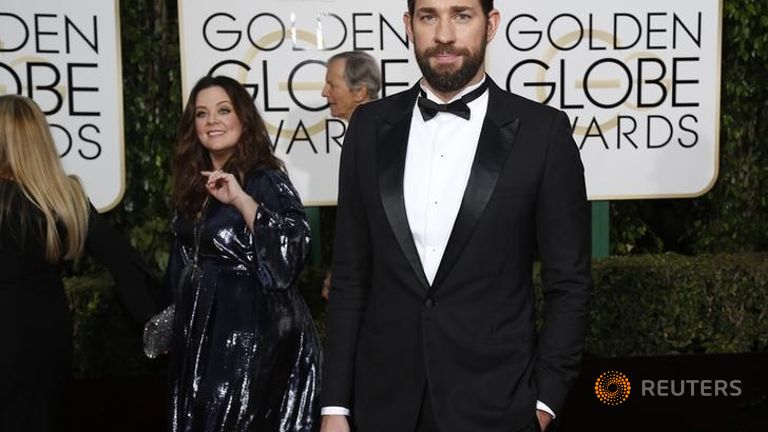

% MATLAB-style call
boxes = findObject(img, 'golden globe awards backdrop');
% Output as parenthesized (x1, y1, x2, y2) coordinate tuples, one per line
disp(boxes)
(0, 0, 125, 211)
(502, 1, 722, 199)
(181, 0, 722, 204)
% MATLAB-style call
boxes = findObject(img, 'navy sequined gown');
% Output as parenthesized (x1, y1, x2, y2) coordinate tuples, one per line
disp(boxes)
(166, 169, 320, 432)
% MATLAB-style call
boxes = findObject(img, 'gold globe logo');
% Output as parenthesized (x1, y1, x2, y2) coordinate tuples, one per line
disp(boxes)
(594, 371, 631, 406)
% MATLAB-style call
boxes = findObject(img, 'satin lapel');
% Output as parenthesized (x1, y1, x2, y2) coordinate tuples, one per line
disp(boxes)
(378, 85, 431, 290)
(430, 80, 521, 291)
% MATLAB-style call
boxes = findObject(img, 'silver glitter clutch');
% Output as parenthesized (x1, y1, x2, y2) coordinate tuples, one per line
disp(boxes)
(143, 304, 175, 359)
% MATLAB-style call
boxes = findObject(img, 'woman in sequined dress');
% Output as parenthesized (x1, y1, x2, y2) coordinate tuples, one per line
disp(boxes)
(0, 95, 158, 431)
(162, 75, 321, 431)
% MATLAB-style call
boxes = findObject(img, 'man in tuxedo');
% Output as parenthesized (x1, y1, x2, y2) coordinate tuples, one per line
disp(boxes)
(320, 1, 591, 431)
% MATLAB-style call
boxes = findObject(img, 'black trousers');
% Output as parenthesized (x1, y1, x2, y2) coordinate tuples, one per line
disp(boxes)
(415, 390, 439, 432)
(413, 392, 545, 432)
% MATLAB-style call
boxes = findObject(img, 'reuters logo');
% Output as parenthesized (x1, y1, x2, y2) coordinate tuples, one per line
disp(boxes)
(595, 371, 631, 406)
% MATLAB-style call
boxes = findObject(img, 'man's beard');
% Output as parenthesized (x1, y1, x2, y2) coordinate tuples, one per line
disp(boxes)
(415, 40, 486, 93)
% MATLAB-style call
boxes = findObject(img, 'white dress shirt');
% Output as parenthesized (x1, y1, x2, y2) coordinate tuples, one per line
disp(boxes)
(404, 79, 488, 285)
(322, 77, 555, 419)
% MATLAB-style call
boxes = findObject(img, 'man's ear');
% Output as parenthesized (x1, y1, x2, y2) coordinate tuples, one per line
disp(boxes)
(486, 9, 501, 42)
(354, 87, 369, 103)
(404, 12, 414, 43)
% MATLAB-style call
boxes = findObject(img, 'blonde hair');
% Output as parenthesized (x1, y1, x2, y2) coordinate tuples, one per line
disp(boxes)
(0, 94, 89, 262)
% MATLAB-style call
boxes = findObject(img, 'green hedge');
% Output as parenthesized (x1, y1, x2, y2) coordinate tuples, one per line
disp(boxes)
(65, 254, 768, 377)
(65, 273, 158, 378)
(582, 253, 768, 356)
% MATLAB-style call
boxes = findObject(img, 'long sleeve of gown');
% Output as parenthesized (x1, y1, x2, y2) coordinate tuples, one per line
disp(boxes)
(247, 169, 310, 291)
(85, 208, 161, 324)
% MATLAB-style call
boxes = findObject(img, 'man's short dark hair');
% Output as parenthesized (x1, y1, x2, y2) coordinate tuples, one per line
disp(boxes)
(407, 0, 494, 15)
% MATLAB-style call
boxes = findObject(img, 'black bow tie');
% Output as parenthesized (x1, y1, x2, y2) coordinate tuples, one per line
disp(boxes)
(417, 80, 489, 121)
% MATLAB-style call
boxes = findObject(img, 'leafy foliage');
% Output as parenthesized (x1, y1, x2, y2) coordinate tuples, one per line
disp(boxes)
(584, 253, 768, 356)
(66, 272, 162, 377)
(109, 0, 181, 270)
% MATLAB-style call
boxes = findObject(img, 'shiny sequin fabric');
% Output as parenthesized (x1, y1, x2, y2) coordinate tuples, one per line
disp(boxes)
(166, 169, 320, 432)
(143, 304, 175, 358)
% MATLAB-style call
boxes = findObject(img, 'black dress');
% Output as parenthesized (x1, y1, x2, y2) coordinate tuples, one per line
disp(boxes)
(166, 169, 321, 432)
(0, 179, 158, 432)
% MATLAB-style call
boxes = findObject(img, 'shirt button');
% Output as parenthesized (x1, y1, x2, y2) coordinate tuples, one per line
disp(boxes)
(424, 297, 435, 308)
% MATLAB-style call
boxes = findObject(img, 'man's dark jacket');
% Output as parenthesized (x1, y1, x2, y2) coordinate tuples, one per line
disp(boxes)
(321, 77, 591, 432)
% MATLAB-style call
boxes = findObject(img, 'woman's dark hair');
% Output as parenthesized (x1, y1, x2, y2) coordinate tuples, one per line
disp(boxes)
(172, 75, 284, 218)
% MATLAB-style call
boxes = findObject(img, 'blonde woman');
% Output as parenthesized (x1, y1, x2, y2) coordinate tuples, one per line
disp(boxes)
(0, 95, 158, 432)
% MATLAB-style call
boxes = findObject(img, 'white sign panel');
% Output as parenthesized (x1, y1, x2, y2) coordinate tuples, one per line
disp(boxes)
(500, 1, 722, 199)
(179, 0, 722, 203)
(0, 0, 125, 211)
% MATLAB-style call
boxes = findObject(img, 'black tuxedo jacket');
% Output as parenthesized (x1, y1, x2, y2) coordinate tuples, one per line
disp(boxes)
(321, 78, 591, 432)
